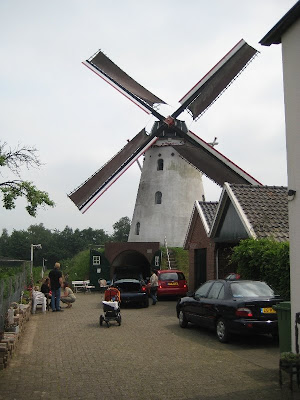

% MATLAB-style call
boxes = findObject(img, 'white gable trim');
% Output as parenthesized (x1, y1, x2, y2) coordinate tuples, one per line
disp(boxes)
(183, 200, 212, 248)
(195, 202, 210, 234)
(224, 183, 257, 239)
(183, 202, 197, 248)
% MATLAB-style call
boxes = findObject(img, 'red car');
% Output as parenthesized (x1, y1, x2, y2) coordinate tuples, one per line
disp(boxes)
(156, 270, 188, 298)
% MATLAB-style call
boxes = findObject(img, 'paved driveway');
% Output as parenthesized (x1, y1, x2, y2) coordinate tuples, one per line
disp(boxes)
(0, 293, 298, 400)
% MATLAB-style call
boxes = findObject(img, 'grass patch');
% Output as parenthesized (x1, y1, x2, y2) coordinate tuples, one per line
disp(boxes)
(161, 247, 189, 280)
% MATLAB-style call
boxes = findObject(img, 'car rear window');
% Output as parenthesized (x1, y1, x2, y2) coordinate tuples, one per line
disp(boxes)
(159, 272, 185, 281)
(115, 282, 141, 292)
(230, 281, 275, 298)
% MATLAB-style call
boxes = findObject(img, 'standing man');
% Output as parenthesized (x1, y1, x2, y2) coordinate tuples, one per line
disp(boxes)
(149, 269, 158, 305)
(49, 262, 63, 312)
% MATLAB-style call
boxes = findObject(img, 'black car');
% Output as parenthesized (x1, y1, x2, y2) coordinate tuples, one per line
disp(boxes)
(176, 279, 282, 343)
(113, 279, 149, 308)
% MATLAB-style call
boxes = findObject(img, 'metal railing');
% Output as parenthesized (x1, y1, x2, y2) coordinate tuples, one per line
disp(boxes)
(164, 236, 171, 269)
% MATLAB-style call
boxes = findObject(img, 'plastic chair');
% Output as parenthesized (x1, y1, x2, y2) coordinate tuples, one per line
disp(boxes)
(98, 279, 108, 293)
(32, 291, 46, 314)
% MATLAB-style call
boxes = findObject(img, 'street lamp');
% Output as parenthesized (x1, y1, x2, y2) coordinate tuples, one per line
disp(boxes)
(42, 258, 47, 278)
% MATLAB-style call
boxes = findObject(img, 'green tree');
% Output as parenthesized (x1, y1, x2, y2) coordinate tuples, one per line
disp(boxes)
(0, 142, 54, 216)
(0, 228, 10, 257)
(8, 230, 30, 259)
(111, 217, 131, 242)
(230, 238, 290, 300)
(80, 227, 109, 246)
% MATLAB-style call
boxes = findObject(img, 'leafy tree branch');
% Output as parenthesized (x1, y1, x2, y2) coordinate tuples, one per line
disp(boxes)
(0, 142, 54, 216)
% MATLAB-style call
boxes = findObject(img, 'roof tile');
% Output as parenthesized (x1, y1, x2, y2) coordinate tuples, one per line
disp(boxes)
(229, 184, 288, 242)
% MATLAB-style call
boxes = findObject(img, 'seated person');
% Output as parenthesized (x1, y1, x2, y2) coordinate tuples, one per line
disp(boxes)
(60, 282, 76, 308)
(41, 277, 52, 310)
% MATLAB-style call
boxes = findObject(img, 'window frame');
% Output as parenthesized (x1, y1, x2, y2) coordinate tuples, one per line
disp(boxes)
(93, 255, 101, 265)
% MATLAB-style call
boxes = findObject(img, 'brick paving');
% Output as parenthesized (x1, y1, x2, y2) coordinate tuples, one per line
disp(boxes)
(0, 292, 299, 400)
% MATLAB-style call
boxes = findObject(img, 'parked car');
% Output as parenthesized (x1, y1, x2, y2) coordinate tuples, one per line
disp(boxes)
(176, 279, 282, 343)
(113, 279, 149, 308)
(155, 270, 188, 298)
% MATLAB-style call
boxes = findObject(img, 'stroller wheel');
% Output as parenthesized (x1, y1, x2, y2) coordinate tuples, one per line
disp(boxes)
(106, 321, 110, 328)
(99, 315, 104, 326)
(117, 315, 122, 326)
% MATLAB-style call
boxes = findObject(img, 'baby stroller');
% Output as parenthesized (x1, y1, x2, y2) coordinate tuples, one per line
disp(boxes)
(100, 287, 121, 328)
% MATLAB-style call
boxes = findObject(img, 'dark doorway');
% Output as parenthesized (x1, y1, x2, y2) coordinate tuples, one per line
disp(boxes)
(194, 248, 207, 289)
(112, 250, 151, 280)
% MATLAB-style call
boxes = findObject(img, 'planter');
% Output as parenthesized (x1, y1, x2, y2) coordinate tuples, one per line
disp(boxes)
(279, 352, 300, 391)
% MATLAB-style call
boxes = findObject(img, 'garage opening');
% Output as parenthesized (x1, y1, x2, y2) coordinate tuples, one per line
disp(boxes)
(111, 250, 151, 281)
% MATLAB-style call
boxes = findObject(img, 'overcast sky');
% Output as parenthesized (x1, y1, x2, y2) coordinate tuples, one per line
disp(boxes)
(0, 0, 296, 235)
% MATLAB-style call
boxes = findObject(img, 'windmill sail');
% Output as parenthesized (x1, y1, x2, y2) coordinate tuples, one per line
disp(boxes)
(69, 129, 158, 213)
(83, 50, 166, 116)
(70, 39, 260, 226)
(178, 39, 258, 120)
(175, 130, 261, 186)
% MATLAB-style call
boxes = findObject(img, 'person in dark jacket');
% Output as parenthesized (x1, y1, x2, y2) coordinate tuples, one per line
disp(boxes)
(48, 262, 63, 312)
(41, 277, 51, 311)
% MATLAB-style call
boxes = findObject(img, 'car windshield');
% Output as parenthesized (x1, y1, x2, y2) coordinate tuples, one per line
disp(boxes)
(230, 281, 275, 298)
(159, 272, 184, 281)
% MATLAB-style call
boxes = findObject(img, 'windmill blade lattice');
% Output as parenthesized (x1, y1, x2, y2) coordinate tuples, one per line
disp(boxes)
(69, 129, 158, 213)
(83, 50, 166, 118)
(175, 39, 258, 120)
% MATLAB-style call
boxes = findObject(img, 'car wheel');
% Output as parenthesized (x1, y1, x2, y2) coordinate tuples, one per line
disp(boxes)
(99, 315, 104, 326)
(216, 318, 230, 343)
(179, 310, 188, 328)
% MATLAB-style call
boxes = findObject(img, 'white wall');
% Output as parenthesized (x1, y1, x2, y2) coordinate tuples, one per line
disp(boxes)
(128, 142, 204, 247)
(282, 19, 300, 352)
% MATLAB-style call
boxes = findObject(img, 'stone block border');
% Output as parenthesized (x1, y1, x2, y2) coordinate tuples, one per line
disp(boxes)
(0, 303, 31, 370)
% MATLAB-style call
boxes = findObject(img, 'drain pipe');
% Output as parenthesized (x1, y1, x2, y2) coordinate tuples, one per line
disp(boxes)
(216, 248, 219, 279)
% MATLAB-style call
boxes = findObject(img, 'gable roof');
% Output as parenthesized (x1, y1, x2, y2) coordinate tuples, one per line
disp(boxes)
(197, 201, 219, 232)
(260, 1, 300, 46)
(183, 201, 218, 248)
(210, 184, 289, 242)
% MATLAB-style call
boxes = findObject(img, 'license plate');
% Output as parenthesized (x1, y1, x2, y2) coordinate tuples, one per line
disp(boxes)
(261, 307, 276, 314)
(167, 282, 178, 286)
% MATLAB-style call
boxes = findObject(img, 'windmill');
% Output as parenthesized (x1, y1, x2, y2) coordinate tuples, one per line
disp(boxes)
(69, 39, 261, 247)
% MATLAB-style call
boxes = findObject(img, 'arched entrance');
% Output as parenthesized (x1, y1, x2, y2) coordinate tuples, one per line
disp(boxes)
(111, 250, 151, 280)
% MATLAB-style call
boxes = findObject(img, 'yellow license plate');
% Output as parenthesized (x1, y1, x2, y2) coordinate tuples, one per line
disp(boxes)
(261, 307, 276, 314)
(167, 282, 178, 286)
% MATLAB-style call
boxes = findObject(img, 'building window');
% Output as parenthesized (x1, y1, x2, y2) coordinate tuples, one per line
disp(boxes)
(157, 159, 164, 171)
(155, 191, 162, 204)
(135, 222, 140, 235)
(93, 255, 101, 265)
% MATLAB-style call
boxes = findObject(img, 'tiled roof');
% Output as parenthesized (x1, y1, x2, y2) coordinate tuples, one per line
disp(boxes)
(198, 201, 218, 230)
(229, 184, 289, 242)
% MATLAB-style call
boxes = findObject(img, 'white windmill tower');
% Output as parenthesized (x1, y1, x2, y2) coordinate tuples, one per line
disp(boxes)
(69, 39, 261, 246)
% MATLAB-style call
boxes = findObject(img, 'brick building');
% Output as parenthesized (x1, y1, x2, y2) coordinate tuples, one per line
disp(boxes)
(184, 184, 289, 291)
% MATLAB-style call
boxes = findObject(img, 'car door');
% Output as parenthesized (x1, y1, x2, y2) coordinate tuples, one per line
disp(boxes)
(184, 281, 213, 325)
(200, 282, 225, 329)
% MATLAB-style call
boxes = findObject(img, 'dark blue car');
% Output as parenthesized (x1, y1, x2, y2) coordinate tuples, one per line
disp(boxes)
(176, 279, 282, 343)
(113, 279, 149, 308)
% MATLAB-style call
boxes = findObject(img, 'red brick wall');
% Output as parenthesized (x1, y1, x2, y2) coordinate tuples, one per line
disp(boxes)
(105, 242, 160, 265)
(186, 213, 216, 291)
